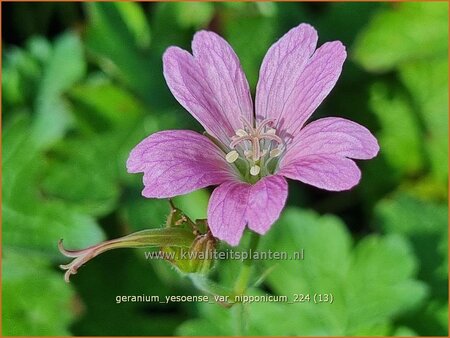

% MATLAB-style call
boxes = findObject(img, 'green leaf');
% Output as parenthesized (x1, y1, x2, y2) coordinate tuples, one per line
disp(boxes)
(31, 31, 86, 149)
(375, 194, 448, 295)
(264, 209, 427, 335)
(68, 79, 145, 133)
(41, 145, 120, 217)
(121, 198, 173, 232)
(122, 176, 209, 233)
(25, 36, 52, 64)
(2, 40, 44, 110)
(316, 3, 381, 46)
(85, 2, 155, 103)
(40, 102, 156, 217)
(35, 32, 85, 99)
(399, 59, 448, 185)
(173, 189, 210, 221)
(2, 115, 105, 258)
(392, 326, 417, 336)
(353, 2, 448, 72)
(262, 210, 352, 295)
(173, 2, 215, 29)
(114, 2, 151, 49)
(369, 82, 424, 177)
(179, 289, 395, 336)
(178, 208, 427, 336)
(374, 194, 448, 335)
(222, 4, 278, 89)
(3, 201, 105, 259)
(41, 130, 134, 217)
(71, 249, 183, 336)
(2, 250, 75, 335)
(149, 2, 192, 55)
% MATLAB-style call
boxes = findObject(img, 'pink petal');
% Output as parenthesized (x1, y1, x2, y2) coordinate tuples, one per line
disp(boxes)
(208, 176, 288, 246)
(163, 31, 253, 145)
(279, 155, 361, 191)
(256, 23, 346, 139)
(207, 181, 249, 246)
(192, 31, 254, 130)
(277, 41, 346, 139)
(246, 175, 288, 235)
(127, 130, 236, 198)
(281, 117, 380, 167)
(255, 23, 318, 122)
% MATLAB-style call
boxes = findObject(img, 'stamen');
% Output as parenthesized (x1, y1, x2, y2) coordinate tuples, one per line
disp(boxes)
(250, 165, 261, 176)
(228, 116, 285, 176)
(225, 150, 239, 163)
(230, 135, 252, 149)
(244, 150, 253, 158)
(270, 148, 281, 158)
(240, 116, 254, 131)
(260, 133, 283, 144)
(256, 119, 275, 134)
(252, 137, 261, 161)
(235, 129, 248, 137)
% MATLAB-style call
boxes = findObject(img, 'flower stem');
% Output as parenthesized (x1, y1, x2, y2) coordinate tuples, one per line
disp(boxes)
(233, 231, 260, 296)
(232, 302, 246, 335)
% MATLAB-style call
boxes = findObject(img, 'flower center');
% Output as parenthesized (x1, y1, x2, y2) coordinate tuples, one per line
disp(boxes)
(225, 117, 284, 179)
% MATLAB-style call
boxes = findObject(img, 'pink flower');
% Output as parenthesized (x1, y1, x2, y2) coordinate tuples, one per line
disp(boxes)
(127, 23, 379, 246)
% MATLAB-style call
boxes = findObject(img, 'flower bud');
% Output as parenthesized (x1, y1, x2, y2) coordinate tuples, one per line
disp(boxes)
(162, 230, 216, 275)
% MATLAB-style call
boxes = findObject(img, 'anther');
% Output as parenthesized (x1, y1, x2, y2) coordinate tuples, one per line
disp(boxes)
(235, 129, 248, 137)
(225, 150, 239, 163)
(230, 116, 284, 164)
(256, 119, 275, 134)
(250, 165, 261, 176)
(269, 148, 282, 158)
(244, 150, 253, 159)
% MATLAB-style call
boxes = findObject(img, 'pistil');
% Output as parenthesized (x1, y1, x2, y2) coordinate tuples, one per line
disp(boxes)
(225, 116, 284, 178)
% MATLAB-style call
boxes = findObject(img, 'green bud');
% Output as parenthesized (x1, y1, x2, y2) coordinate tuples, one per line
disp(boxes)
(59, 227, 195, 282)
(59, 200, 218, 281)
(164, 231, 216, 274)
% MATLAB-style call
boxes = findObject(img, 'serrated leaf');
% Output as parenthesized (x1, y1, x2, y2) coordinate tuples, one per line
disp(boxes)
(41, 132, 131, 217)
(263, 209, 427, 335)
(375, 194, 448, 294)
(2, 115, 105, 258)
(178, 208, 427, 336)
(374, 194, 448, 335)
(31, 31, 86, 149)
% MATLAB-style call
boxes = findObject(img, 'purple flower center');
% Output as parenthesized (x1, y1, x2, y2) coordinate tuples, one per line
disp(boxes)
(225, 117, 284, 180)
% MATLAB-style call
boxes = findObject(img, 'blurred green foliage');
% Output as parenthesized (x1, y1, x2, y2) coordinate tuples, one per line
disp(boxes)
(2, 2, 448, 336)
(180, 209, 428, 336)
